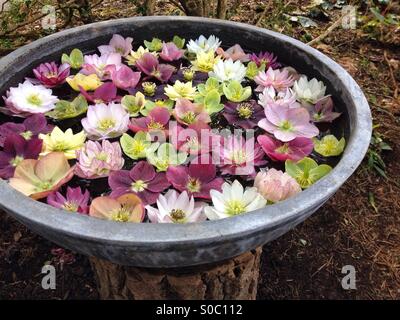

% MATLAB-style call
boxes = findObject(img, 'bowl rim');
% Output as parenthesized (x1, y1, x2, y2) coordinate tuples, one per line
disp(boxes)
(0, 16, 372, 250)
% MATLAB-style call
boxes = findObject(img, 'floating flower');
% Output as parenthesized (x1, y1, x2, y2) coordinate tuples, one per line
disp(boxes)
(245, 61, 265, 80)
(126, 46, 156, 66)
(79, 82, 118, 104)
(135, 53, 175, 83)
(164, 80, 197, 101)
(146, 142, 188, 172)
(146, 190, 207, 223)
(46, 95, 88, 120)
(61, 48, 84, 69)
(0, 134, 42, 179)
(257, 134, 313, 162)
(216, 44, 249, 62)
(39, 126, 86, 159)
(209, 59, 247, 83)
(129, 106, 170, 135)
(172, 98, 210, 125)
(120, 132, 159, 160)
(223, 100, 264, 129)
(293, 76, 327, 105)
(254, 169, 301, 203)
(222, 80, 252, 102)
(75, 140, 124, 179)
(32, 62, 70, 88)
(204, 180, 266, 220)
(66, 73, 102, 92)
(191, 50, 221, 73)
(187, 35, 221, 54)
(249, 51, 280, 69)
(98, 34, 133, 57)
(313, 135, 345, 157)
(81, 53, 122, 80)
(309, 96, 341, 123)
(258, 103, 319, 142)
(109, 161, 170, 205)
(121, 92, 146, 116)
(111, 65, 141, 91)
(159, 42, 185, 61)
(258, 87, 300, 108)
(81, 102, 129, 140)
(254, 67, 294, 92)
(144, 38, 163, 52)
(47, 186, 90, 214)
(89, 194, 144, 223)
(9, 152, 74, 200)
(3, 80, 58, 116)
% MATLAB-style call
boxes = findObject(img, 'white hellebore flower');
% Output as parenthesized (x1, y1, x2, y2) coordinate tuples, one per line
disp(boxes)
(204, 180, 266, 220)
(209, 59, 247, 83)
(187, 35, 221, 54)
(4, 80, 59, 114)
(146, 190, 207, 223)
(164, 80, 197, 101)
(293, 76, 327, 105)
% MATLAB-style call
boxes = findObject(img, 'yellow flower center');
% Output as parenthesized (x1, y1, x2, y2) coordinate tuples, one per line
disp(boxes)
(182, 111, 196, 124)
(225, 200, 246, 215)
(27, 94, 42, 106)
(170, 209, 186, 222)
(142, 82, 156, 96)
(276, 143, 290, 154)
(63, 202, 78, 212)
(183, 69, 195, 81)
(187, 178, 201, 193)
(230, 149, 247, 165)
(95, 152, 108, 161)
(147, 120, 164, 130)
(98, 119, 116, 132)
(111, 205, 132, 222)
(236, 103, 253, 119)
(131, 180, 148, 192)
(20, 131, 33, 140)
(279, 120, 293, 131)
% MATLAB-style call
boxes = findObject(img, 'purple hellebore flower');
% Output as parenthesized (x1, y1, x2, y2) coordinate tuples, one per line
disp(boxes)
(258, 103, 319, 142)
(111, 65, 141, 91)
(98, 34, 133, 57)
(108, 161, 171, 205)
(0, 114, 52, 147)
(249, 51, 281, 69)
(257, 134, 313, 162)
(129, 106, 170, 134)
(309, 96, 341, 123)
(32, 62, 71, 88)
(170, 68, 208, 86)
(223, 100, 265, 129)
(47, 186, 90, 214)
(0, 133, 42, 179)
(79, 82, 118, 104)
(159, 42, 185, 62)
(135, 53, 175, 83)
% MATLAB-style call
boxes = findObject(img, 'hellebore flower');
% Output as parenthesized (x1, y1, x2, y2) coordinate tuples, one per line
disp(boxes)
(120, 132, 159, 160)
(309, 96, 341, 123)
(98, 34, 133, 57)
(135, 53, 175, 83)
(140, 98, 174, 116)
(209, 59, 247, 83)
(32, 62, 70, 88)
(258, 103, 319, 142)
(159, 42, 185, 61)
(204, 180, 266, 220)
(285, 157, 332, 189)
(66, 73, 102, 92)
(249, 51, 281, 69)
(164, 80, 197, 101)
(129, 106, 170, 135)
(254, 169, 301, 203)
(111, 65, 141, 91)
(9, 152, 74, 200)
(46, 95, 88, 120)
(39, 126, 86, 160)
(144, 38, 163, 52)
(257, 134, 313, 162)
(313, 135, 346, 157)
(146, 190, 207, 223)
(258, 87, 300, 109)
(81, 102, 129, 140)
(79, 82, 118, 104)
(171, 67, 207, 85)
(121, 92, 146, 116)
(126, 46, 157, 66)
(146, 142, 188, 172)
(191, 50, 221, 73)
(3, 80, 58, 116)
(89, 193, 144, 223)
(223, 100, 264, 129)
(0, 114, 51, 147)
(187, 35, 221, 54)
(47, 186, 90, 214)
(61, 48, 84, 69)
(293, 76, 327, 105)
(81, 53, 122, 80)
(75, 140, 124, 179)
(254, 67, 295, 92)
(166, 154, 224, 199)
(0, 134, 42, 179)
(217, 135, 266, 176)
(216, 44, 249, 62)
(173, 98, 211, 126)
(109, 161, 171, 205)
(222, 80, 252, 103)
(245, 61, 265, 80)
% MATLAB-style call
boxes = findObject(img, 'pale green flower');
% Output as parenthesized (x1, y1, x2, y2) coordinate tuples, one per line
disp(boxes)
(146, 143, 188, 172)
(313, 135, 345, 157)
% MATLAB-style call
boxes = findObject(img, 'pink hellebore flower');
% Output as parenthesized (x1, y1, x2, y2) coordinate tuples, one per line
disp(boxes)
(254, 67, 294, 92)
(258, 87, 300, 109)
(249, 51, 280, 69)
(81, 53, 122, 80)
(32, 62, 70, 88)
(98, 34, 133, 57)
(135, 53, 175, 83)
(309, 96, 341, 123)
(47, 187, 90, 214)
(216, 44, 250, 62)
(79, 82, 118, 104)
(159, 42, 185, 62)
(257, 134, 313, 162)
(258, 103, 319, 142)
(173, 98, 211, 126)
(111, 65, 141, 90)
(108, 161, 170, 205)
(129, 106, 170, 134)
(254, 168, 301, 203)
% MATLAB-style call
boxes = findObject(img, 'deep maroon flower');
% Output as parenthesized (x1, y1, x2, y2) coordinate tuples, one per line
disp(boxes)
(166, 154, 223, 199)
(170, 68, 208, 86)
(0, 134, 42, 179)
(32, 62, 70, 88)
(108, 161, 171, 205)
(135, 53, 175, 83)
(111, 65, 141, 90)
(0, 114, 51, 147)
(79, 82, 118, 104)
(129, 106, 170, 135)
(159, 42, 185, 62)
(47, 186, 90, 214)
(309, 96, 341, 123)
(249, 51, 281, 69)
(223, 100, 264, 129)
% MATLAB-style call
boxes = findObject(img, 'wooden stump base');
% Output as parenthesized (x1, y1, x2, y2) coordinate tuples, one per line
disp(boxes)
(90, 248, 262, 300)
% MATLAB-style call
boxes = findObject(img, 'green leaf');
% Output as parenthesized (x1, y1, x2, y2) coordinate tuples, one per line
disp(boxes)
(61, 53, 70, 65)
(46, 95, 88, 120)
(144, 38, 163, 52)
(69, 49, 84, 69)
(172, 35, 185, 49)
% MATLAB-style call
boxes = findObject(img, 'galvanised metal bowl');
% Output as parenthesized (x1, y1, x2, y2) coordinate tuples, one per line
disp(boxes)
(0, 17, 372, 267)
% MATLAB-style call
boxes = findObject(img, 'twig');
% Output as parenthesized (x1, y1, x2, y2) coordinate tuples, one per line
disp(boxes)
(383, 50, 399, 99)
(255, 1, 272, 26)
(168, 0, 185, 13)
(307, 14, 344, 46)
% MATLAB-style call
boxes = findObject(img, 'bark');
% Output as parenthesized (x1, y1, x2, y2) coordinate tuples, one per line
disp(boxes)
(216, 0, 227, 19)
(90, 247, 262, 300)
(144, 0, 156, 15)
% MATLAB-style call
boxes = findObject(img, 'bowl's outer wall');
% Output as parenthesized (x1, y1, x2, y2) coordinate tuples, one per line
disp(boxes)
(0, 17, 372, 267)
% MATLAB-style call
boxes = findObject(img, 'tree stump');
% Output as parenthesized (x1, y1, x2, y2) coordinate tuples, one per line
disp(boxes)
(90, 247, 262, 300)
